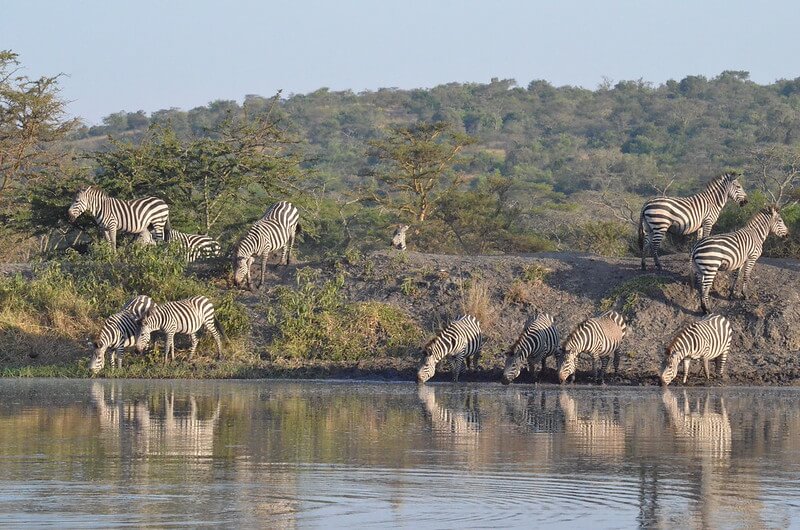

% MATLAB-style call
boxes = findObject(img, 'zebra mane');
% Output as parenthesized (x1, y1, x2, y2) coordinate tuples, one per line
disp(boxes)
(745, 207, 776, 229)
(84, 185, 107, 197)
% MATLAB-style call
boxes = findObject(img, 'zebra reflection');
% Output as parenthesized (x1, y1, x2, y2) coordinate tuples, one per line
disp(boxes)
(418, 386, 481, 445)
(661, 390, 731, 462)
(559, 392, 626, 459)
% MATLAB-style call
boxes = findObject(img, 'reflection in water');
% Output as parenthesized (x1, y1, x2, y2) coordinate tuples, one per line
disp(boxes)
(0, 380, 799, 527)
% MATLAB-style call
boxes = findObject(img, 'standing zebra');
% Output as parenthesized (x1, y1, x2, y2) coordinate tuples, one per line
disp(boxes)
(67, 186, 171, 251)
(417, 315, 483, 384)
(501, 311, 560, 385)
(165, 228, 221, 263)
(391, 225, 410, 251)
(233, 218, 293, 289)
(660, 314, 732, 386)
(691, 206, 788, 313)
(135, 295, 224, 363)
(89, 295, 155, 373)
(261, 201, 301, 265)
(558, 310, 626, 384)
(639, 172, 748, 270)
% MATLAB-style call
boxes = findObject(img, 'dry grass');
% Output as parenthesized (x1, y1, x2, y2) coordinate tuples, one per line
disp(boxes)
(460, 279, 498, 332)
(504, 280, 533, 305)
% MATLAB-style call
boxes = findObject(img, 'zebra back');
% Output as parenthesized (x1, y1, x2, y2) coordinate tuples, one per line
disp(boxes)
(262, 201, 299, 231)
(142, 295, 216, 334)
(166, 229, 222, 262)
(68, 186, 170, 237)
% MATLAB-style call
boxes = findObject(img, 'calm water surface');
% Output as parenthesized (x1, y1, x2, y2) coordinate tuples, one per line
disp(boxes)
(0, 379, 799, 528)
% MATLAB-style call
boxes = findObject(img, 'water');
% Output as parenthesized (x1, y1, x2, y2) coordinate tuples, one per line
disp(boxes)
(0, 380, 799, 528)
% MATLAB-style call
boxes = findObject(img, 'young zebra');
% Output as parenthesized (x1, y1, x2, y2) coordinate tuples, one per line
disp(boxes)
(261, 201, 301, 265)
(501, 311, 560, 385)
(639, 172, 748, 270)
(233, 218, 294, 289)
(558, 310, 626, 385)
(135, 295, 224, 363)
(89, 295, 155, 373)
(417, 315, 483, 384)
(67, 186, 171, 251)
(391, 225, 410, 251)
(165, 228, 221, 263)
(691, 206, 788, 313)
(660, 314, 732, 386)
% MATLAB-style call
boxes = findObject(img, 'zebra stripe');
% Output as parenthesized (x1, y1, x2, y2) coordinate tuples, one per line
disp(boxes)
(661, 314, 732, 386)
(417, 315, 483, 383)
(558, 310, 626, 384)
(392, 224, 409, 251)
(639, 173, 748, 270)
(67, 186, 171, 250)
(89, 295, 155, 373)
(262, 201, 300, 265)
(691, 206, 788, 313)
(135, 295, 224, 363)
(501, 311, 560, 385)
(233, 218, 293, 289)
(166, 228, 221, 262)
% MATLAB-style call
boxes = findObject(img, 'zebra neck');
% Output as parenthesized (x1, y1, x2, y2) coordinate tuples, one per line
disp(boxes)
(695, 180, 727, 209)
(743, 214, 771, 241)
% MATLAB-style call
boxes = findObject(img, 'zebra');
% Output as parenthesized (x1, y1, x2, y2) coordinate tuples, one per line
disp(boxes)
(558, 310, 626, 384)
(639, 172, 748, 271)
(165, 228, 221, 263)
(660, 314, 732, 386)
(67, 186, 171, 251)
(134, 295, 224, 363)
(501, 311, 560, 385)
(261, 201, 301, 265)
(233, 217, 294, 289)
(89, 295, 155, 373)
(417, 315, 483, 384)
(391, 224, 410, 251)
(691, 206, 788, 313)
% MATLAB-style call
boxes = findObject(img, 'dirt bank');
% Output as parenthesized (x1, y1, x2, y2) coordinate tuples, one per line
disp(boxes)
(241, 250, 800, 386)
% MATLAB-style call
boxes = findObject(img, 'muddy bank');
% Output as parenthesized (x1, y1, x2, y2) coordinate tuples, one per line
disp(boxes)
(243, 250, 800, 386)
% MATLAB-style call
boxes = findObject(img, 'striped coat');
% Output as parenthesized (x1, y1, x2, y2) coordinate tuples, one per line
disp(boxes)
(639, 173, 748, 270)
(660, 314, 732, 386)
(691, 207, 788, 313)
(89, 295, 155, 373)
(417, 315, 483, 383)
(166, 228, 221, 262)
(501, 311, 560, 385)
(261, 201, 300, 265)
(68, 186, 170, 250)
(233, 218, 292, 289)
(135, 295, 224, 363)
(558, 311, 626, 384)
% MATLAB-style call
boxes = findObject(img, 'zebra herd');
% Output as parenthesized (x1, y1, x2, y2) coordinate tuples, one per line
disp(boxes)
(71, 169, 786, 384)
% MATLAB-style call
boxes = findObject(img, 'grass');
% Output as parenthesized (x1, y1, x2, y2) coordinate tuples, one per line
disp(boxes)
(460, 279, 498, 331)
(521, 263, 551, 286)
(600, 275, 671, 315)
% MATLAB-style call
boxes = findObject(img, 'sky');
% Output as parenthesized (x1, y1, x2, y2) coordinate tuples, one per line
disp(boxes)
(3, 0, 800, 125)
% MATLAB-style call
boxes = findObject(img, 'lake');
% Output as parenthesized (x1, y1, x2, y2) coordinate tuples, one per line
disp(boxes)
(0, 379, 798, 528)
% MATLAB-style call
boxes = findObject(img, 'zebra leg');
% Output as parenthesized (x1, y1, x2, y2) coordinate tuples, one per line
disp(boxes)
(682, 358, 691, 384)
(110, 348, 116, 369)
(165, 333, 175, 364)
(116, 347, 124, 369)
(699, 271, 716, 314)
(650, 230, 665, 271)
(259, 253, 268, 289)
(598, 356, 610, 385)
(702, 358, 711, 380)
(206, 320, 224, 359)
(729, 269, 742, 300)
(740, 258, 757, 299)
(189, 333, 198, 359)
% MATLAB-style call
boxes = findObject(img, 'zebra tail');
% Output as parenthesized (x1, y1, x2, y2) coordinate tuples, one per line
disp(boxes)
(613, 349, 620, 374)
(214, 316, 227, 341)
(637, 211, 645, 252)
(164, 216, 172, 241)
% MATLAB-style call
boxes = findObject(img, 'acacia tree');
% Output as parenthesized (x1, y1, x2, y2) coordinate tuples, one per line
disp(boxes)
(364, 121, 475, 224)
(747, 144, 800, 208)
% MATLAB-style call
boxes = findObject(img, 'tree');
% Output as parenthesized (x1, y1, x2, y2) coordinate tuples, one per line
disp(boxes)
(363, 121, 475, 223)
(747, 144, 800, 208)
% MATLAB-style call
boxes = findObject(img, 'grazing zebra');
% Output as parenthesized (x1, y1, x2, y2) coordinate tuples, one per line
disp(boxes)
(165, 228, 221, 262)
(135, 295, 224, 363)
(691, 206, 788, 313)
(391, 224, 410, 251)
(89, 295, 155, 373)
(639, 172, 748, 271)
(233, 218, 294, 289)
(558, 310, 626, 384)
(501, 311, 560, 385)
(417, 315, 483, 384)
(660, 314, 732, 386)
(67, 186, 171, 251)
(261, 201, 301, 265)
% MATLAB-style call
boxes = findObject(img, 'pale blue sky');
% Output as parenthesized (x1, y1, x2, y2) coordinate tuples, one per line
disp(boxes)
(3, 0, 799, 124)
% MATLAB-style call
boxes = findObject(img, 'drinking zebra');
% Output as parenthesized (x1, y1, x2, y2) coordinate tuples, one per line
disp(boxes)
(558, 310, 626, 384)
(135, 295, 224, 363)
(501, 311, 560, 385)
(67, 186, 171, 251)
(165, 228, 221, 263)
(639, 172, 748, 270)
(691, 206, 788, 313)
(660, 314, 732, 386)
(89, 295, 155, 373)
(391, 224, 410, 251)
(261, 201, 301, 265)
(417, 315, 483, 384)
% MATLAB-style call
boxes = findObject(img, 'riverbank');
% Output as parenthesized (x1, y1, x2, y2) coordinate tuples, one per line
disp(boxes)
(2, 250, 799, 385)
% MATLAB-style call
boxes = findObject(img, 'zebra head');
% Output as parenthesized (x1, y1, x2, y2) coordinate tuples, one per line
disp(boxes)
(67, 187, 98, 222)
(417, 339, 438, 384)
(769, 207, 789, 237)
(502, 350, 526, 385)
(660, 353, 681, 386)
(723, 174, 748, 206)
(233, 256, 253, 288)
(557, 347, 577, 384)
(88, 338, 108, 374)
(135, 310, 158, 354)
